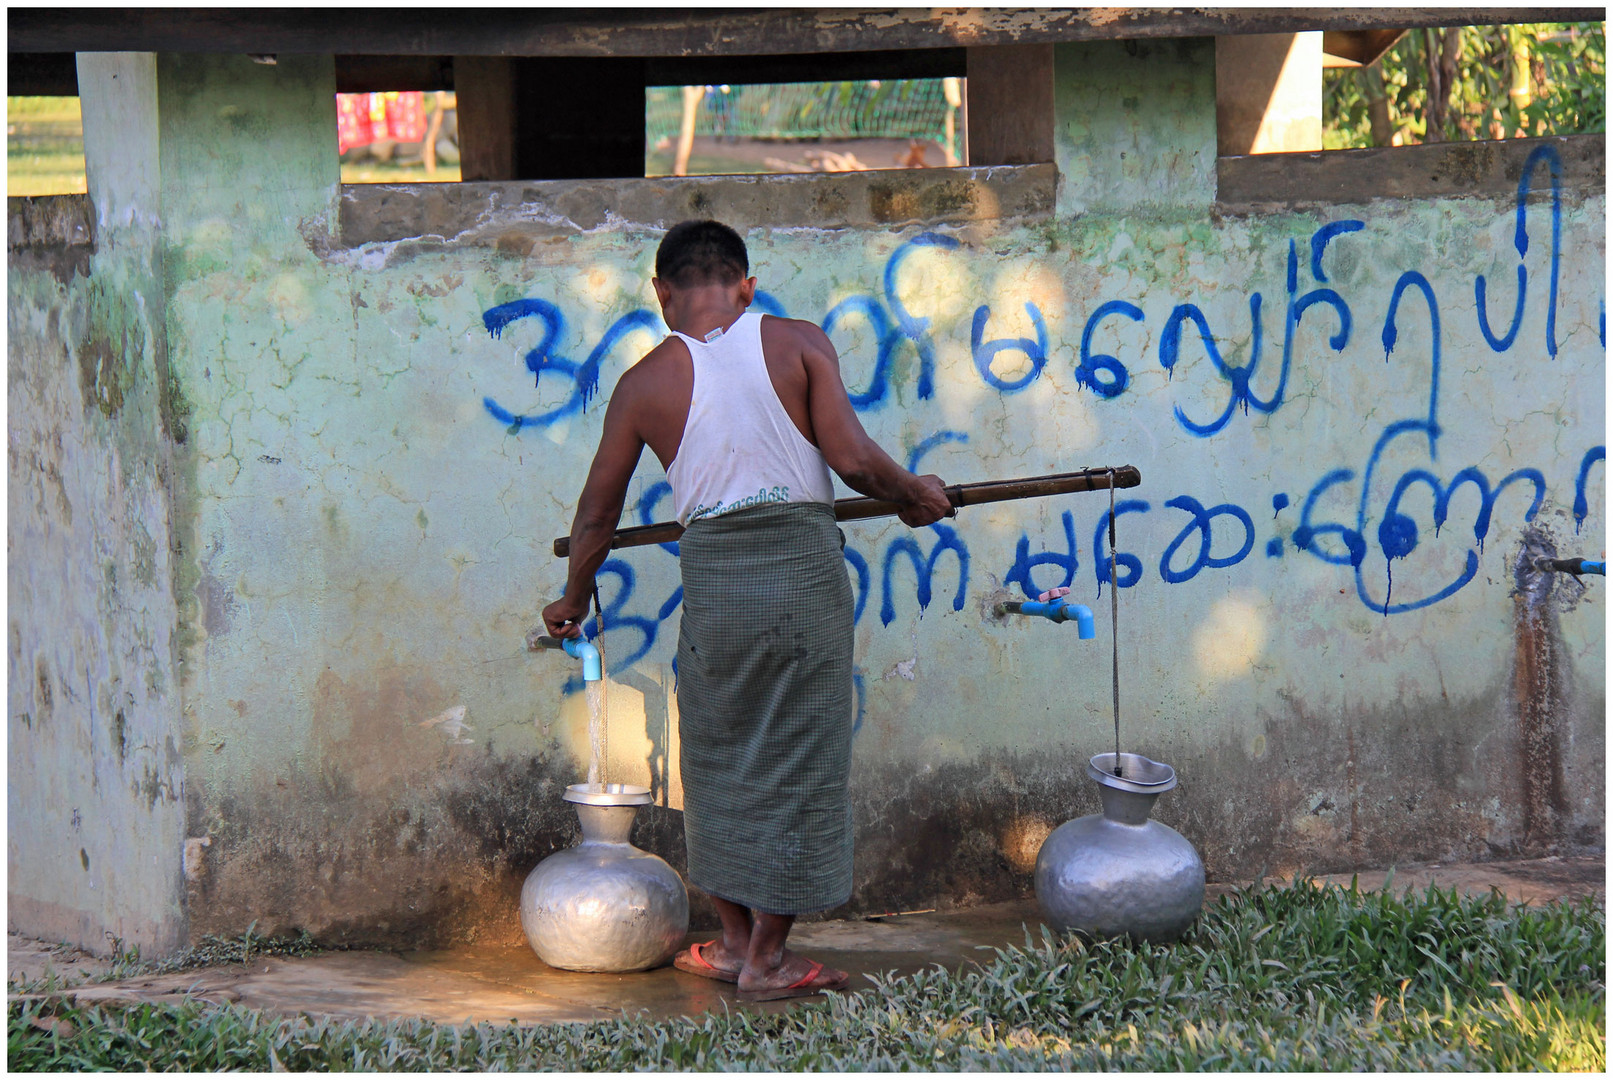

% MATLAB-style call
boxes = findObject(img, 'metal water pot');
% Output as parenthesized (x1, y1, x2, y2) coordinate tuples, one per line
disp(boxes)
(520, 783, 689, 972)
(1034, 753, 1205, 943)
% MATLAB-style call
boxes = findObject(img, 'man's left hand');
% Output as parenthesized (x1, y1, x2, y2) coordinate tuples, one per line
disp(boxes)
(543, 595, 590, 639)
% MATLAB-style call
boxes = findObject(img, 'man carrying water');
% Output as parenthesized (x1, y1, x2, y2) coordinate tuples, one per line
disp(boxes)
(543, 220, 951, 1000)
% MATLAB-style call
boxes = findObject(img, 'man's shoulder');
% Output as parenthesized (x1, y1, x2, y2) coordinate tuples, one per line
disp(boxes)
(639, 332, 688, 360)
(624, 333, 688, 374)
(759, 313, 830, 350)
(611, 333, 687, 397)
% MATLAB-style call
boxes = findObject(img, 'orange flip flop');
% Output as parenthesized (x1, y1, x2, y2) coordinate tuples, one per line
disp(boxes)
(737, 959, 850, 1002)
(672, 940, 740, 983)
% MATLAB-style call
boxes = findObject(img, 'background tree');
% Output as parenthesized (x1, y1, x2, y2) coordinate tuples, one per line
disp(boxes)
(1324, 21, 1605, 148)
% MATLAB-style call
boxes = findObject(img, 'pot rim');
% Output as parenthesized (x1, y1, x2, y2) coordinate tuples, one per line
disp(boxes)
(1087, 753, 1177, 794)
(564, 782, 652, 806)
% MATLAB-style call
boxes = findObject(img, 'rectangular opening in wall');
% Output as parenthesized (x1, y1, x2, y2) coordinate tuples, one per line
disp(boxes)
(339, 91, 460, 183)
(7, 96, 86, 196)
(1323, 21, 1605, 149)
(645, 78, 965, 177)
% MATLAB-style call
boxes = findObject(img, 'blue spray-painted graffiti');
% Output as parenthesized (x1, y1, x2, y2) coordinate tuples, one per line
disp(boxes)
(492, 159, 1594, 687)
(876, 431, 972, 625)
(844, 546, 871, 626)
(1475, 144, 1561, 358)
(1159, 496, 1256, 585)
(1157, 227, 1356, 436)
(483, 303, 662, 430)
(905, 431, 969, 473)
(562, 557, 676, 694)
(1077, 300, 1143, 398)
(1093, 500, 1151, 592)
(823, 232, 958, 409)
(1293, 469, 1367, 568)
(971, 302, 1049, 392)
(1005, 510, 1079, 598)
(1574, 446, 1606, 535)
(1266, 493, 1291, 557)
(879, 527, 968, 626)
(1283, 268, 1552, 615)
(636, 480, 682, 557)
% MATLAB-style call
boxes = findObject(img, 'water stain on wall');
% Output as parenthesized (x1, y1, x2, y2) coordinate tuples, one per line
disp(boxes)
(1510, 528, 1573, 846)
(34, 655, 54, 725)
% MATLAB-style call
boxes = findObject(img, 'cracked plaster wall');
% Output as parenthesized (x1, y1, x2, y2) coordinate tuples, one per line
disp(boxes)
(8, 53, 187, 955)
(8, 41, 1605, 954)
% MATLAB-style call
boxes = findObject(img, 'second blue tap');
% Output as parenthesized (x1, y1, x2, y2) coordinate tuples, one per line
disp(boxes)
(998, 598, 1097, 639)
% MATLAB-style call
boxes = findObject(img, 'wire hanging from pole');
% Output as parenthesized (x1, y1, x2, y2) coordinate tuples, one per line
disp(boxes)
(1108, 469, 1121, 777)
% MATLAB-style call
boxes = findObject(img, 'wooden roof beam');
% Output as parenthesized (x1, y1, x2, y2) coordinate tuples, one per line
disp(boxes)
(9, 8, 1604, 58)
(1321, 28, 1409, 68)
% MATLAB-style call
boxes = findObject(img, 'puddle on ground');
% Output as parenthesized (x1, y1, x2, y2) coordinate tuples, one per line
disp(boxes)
(402, 903, 1044, 1020)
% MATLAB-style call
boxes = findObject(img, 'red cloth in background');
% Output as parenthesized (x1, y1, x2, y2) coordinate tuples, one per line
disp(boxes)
(337, 92, 429, 153)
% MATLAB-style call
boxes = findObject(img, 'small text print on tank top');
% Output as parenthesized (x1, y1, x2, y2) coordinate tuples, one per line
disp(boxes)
(688, 485, 791, 523)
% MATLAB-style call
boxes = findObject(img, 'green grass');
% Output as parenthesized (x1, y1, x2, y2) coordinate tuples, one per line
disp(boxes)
(645, 148, 788, 176)
(9, 879, 1605, 1071)
(7, 96, 87, 196)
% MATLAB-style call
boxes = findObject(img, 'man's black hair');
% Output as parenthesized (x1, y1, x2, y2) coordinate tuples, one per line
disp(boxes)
(655, 219, 748, 288)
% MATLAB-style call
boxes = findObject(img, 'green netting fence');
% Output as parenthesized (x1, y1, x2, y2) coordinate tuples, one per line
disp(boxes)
(646, 80, 959, 144)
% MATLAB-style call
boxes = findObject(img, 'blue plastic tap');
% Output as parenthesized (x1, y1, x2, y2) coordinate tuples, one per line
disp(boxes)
(997, 598, 1097, 639)
(531, 634, 603, 681)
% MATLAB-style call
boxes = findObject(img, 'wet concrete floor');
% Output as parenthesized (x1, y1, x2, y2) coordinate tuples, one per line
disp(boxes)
(8, 854, 1603, 1027)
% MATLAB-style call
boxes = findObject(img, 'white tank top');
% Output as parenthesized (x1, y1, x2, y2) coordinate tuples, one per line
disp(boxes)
(666, 312, 835, 525)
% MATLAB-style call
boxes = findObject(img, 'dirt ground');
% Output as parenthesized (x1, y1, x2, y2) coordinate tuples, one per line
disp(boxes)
(645, 135, 955, 176)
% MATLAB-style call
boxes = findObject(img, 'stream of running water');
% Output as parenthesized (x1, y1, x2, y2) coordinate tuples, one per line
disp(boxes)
(585, 680, 608, 790)
(584, 624, 608, 791)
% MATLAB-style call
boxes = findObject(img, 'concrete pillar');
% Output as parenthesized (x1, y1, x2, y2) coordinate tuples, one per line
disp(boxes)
(1215, 32, 1323, 155)
(154, 54, 340, 245)
(455, 56, 517, 181)
(966, 44, 1054, 166)
(80, 53, 162, 225)
(5, 53, 189, 957)
(1053, 38, 1218, 216)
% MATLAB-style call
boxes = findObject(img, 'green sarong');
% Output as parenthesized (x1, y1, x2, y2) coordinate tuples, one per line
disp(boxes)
(676, 501, 855, 914)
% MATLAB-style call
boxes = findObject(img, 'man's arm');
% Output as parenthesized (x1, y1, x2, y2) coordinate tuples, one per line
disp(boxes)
(542, 384, 646, 638)
(797, 322, 953, 526)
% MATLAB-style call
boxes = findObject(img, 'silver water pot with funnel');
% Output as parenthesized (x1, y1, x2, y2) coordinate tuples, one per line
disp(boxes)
(1034, 752, 1204, 943)
(520, 782, 689, 972)
(525, 634, 689, 972)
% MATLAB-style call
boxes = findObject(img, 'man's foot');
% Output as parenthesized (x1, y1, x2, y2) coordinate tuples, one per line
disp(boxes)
(672, 940, 743, 983)
(736, 950, 850, 1001)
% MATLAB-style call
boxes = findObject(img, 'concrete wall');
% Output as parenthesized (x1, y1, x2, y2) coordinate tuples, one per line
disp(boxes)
(7, 54, 188, 955)
(8, 39, 1604, 953)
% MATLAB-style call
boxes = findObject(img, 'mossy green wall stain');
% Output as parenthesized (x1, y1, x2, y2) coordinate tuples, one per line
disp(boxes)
(72, 278, 148, 418)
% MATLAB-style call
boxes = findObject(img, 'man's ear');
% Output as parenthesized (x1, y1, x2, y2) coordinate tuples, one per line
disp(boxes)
(652, 277, 673, 308)
(738, 276, 758, 306)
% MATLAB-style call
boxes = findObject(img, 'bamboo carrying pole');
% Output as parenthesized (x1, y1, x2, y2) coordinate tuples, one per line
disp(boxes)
(552, 465, 1141, 558)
